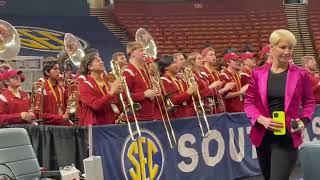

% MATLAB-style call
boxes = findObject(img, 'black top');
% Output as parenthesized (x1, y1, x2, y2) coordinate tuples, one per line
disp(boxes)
(267, 69, 288, 116)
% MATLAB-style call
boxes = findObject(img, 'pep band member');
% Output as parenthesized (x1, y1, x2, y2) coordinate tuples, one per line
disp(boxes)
(37, 60, 72, 125)
(158, 54, 197, 119)
(185, 52, 215, 113)
(0, 69, 35, 126)
(78, 48, 122, 125)
(122, 41, 161, 120)
(201, 47, 235, 113)
(244, 29, 316, 180)
(220, 52, 248, 112)
(301, 56, 320, 104)
(239, 52, 257, 86)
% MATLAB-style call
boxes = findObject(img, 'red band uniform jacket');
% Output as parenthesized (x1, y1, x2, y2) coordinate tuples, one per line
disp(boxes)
(122, 63, 161, 120)
(220, 68, 244, 112)
(0, 89, 31, 126)
(79, 75, 121, 125)
(161, 73, 195, 119)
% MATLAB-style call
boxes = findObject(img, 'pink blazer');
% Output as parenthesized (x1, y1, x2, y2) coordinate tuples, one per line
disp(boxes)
(244, 63, 316, 148)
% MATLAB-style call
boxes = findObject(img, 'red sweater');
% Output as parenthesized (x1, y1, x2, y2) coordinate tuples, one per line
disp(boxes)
(36, 80, 71, 125)
(0, 89, 31, 126)
(240, 67, 252, 87)
(79, 75, 120, 125)
(122, 63, 161, 120)
(220, 68, 244, 112)
(161, 73, 195, 119)
(307, 71, 320, 104)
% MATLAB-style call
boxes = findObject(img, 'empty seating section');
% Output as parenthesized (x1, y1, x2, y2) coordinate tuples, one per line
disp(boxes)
(113, 0, 286, 56)
(308, 0, 320, 56)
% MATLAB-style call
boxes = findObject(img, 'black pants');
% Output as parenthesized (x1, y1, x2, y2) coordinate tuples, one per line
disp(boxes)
(256, 131, 298, 180)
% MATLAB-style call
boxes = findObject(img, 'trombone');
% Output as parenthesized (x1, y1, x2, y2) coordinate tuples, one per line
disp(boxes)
(136, 28, 177, 148)
(146, 60, 177, 148)
(111, 59, 141, 141)
(183, 67, 211, 137)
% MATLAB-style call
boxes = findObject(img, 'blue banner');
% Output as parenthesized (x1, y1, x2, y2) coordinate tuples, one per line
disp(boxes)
(0, 16, 125, 68)
(93, 107, 320, 180)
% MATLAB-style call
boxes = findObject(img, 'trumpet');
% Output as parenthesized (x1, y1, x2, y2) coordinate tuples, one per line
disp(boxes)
(30, 82, 45, 121)
(111, 59, 141, 141)
(146, 60, 177, 148)
(182, 67, 210, 137)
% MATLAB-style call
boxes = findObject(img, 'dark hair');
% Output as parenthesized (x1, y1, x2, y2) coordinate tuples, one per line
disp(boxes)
(157, 55, 175, 75)
(43, 60, 60, 77)
(79, 48, 99, 75)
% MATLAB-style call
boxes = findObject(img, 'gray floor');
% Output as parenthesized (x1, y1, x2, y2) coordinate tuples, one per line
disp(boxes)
(239, 165, 303, 180)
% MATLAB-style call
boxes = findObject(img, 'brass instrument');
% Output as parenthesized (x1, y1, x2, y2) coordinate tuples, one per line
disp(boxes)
(62, 33, 84, 121)
(65, 79, 79, 121)
(136, 28, 177, 148)
(0, 19, 20, 60)
(111, 59, 141, 141)
(215, 88, 226, 112)
(30, 82, 45, 121)
(64, 33, 84, 68)
(182, 67, 210, 137)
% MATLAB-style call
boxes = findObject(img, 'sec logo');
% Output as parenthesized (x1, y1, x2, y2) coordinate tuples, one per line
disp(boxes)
(15, 26, 88, 52)
(121, 129, 164, 180)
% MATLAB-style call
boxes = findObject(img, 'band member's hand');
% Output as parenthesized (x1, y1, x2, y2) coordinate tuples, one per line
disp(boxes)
(144, 89, 158, 99)
(240, 84, 249, 94)
(62, 114, 69, 121)
(224, 82, 236, 90)
(209, 80, 222, 89)
(257, 115, 283, 131)
(187, 84, 198, 95)
(20, 112, 35, 122)
(110, 79, 122, 95)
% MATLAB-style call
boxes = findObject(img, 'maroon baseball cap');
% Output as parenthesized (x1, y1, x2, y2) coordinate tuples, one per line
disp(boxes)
(240, 52, 256, 61)
(224, 52, 239, 61)
(1, 69, 22, 81)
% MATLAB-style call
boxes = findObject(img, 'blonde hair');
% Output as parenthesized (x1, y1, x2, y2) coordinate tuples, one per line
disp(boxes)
(112, 52, 125, 61)
(126, 41, 144, 55)
(186, 52, 200, 68)
(269, 29, 297, 46)
(301, 56, 315, 66)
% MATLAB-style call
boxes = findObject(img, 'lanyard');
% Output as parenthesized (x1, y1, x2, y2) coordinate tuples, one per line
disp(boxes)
(168, 73, 184, 92)
(132, 64, 150, 88)
(204, 65, 219, 81)
(47, 80, 62, 104)
(91, 76, 109, 96)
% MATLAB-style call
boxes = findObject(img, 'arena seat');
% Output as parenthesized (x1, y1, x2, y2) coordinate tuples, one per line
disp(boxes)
(113, 0, 286, 55)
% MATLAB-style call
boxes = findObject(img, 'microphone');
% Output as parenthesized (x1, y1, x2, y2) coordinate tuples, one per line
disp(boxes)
(291, 119, 304, 133)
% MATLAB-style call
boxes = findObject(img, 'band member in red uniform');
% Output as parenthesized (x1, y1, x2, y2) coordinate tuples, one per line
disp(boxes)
(112, 52, 128, 70)
(185, 52, 216, 113)
(220, 52, 248, 112)
(257, 44, 272, 67)
(201, 47, 236, 113)
(240, 52, 257, 86)
(158, 55, 197, 119)
(0, 69, 35, 126)
(78, 49, 122, 125)
(36, 60, 72, 125)
(301, 56, 320, 103)
(122, 41, 160, 120)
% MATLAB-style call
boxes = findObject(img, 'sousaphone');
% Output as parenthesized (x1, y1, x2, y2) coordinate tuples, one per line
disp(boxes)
(0, 19, 20, 60)
(64, 33, 85, 67)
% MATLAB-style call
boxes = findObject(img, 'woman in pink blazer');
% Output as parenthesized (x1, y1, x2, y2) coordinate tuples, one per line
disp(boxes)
(244, 29, 316, 180)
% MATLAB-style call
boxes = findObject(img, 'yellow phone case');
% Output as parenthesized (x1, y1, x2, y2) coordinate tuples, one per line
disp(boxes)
(272, 111, 286, 135)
